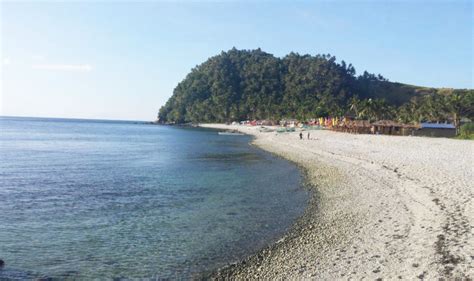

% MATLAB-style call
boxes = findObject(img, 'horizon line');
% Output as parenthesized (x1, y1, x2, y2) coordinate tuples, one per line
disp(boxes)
(0, 115, 154, 123)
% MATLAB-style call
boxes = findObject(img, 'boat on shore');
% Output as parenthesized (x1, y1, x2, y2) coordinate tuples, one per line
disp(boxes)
(276, 127, 296, 133)
(218, 131, 244, 136)
(259, 127, 275, 133)
(217, 130, 244, 136)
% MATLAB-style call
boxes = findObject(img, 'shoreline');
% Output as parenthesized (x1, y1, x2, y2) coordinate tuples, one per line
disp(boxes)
(200, 124, 473, 279)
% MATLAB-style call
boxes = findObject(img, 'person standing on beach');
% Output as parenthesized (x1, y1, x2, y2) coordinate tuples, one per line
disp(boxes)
(307, 132, 310, 140)
(299, 132, 303, 140)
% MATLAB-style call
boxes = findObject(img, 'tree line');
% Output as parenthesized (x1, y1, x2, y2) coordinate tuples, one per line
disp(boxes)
(158, 48, 473, 128)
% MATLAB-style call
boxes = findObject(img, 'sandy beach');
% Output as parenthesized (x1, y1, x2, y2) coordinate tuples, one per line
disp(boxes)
(201, 124, 473, 280)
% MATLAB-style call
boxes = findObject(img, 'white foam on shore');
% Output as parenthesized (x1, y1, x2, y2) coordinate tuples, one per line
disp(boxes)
(202, 124, 474, 279)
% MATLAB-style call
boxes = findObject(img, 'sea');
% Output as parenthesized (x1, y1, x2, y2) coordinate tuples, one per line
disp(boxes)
(0, 117, 308, 279)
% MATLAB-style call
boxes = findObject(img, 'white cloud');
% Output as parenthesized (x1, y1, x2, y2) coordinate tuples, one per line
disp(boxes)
(32, 64, 93, 72)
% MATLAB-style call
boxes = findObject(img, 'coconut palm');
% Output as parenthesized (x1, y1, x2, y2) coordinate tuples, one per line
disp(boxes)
(442, 91, 474, 134)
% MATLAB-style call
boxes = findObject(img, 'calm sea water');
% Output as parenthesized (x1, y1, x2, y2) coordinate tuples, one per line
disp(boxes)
(0, 117, 307, 279)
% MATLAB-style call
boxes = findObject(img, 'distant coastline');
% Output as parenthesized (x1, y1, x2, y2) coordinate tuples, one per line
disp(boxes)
(0, 115, 151, 125)
(201, 124, 473, 279)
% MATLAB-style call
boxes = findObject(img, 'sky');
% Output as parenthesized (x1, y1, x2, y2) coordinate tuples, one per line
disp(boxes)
(1, 0, 472, 121)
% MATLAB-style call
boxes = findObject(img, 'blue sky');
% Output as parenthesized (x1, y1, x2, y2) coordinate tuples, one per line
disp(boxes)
(1, 1, 472, 121)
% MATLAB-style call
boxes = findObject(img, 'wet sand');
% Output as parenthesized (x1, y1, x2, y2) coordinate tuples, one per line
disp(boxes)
(200, 124, 473, 279)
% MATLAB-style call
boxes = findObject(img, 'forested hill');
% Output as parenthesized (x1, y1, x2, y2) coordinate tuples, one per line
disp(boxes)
(158, 48, 473, 124)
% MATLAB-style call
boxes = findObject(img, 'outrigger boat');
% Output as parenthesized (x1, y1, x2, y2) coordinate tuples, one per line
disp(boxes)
(218, 130, 244, 136)
(259, 127, 275, 133)
(276, 127, 296, 133)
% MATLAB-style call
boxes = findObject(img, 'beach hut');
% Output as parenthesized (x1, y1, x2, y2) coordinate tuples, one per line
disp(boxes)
(332, 119, 418, 136)
(341, 120, 372, 134)
(414, 123, 456, 138)
(401, 123, 420, 136)
(371, 120, 421, 136)
(371, 120, 398, 135)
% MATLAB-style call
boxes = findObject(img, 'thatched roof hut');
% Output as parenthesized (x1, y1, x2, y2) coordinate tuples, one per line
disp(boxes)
(372, 120, 419, 135)
(334, 120, 372, 134)
(372, 120, 404, 127)
(332, 119, 419, 135)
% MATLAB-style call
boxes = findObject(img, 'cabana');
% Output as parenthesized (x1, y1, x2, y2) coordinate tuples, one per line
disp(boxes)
(371, 120, 419, 136)
(334, 120, 372, 134)
(332, 119, 419, 136)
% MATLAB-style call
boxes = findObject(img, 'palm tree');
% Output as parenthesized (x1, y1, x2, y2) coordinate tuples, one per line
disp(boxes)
(372, 99, 392, 120)
(355, 98, 390, 121)
(349, 96, 361, 119)
(442, 91, 474, 134)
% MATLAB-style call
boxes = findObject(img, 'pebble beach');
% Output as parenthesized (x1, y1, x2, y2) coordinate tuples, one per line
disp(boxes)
(200, 124, 473, 280)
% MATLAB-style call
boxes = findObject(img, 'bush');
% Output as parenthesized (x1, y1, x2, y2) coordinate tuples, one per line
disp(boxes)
(457, 123, 474, 140)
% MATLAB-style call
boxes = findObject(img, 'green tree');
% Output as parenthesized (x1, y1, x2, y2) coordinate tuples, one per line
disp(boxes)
(157, 48, 473, 125)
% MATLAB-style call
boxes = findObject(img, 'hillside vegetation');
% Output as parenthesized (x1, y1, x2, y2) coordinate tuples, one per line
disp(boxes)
(158, 48, 473, 126)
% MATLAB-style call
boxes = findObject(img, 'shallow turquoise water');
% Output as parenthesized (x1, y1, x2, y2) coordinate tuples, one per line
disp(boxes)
(0, 117, 307, 279)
